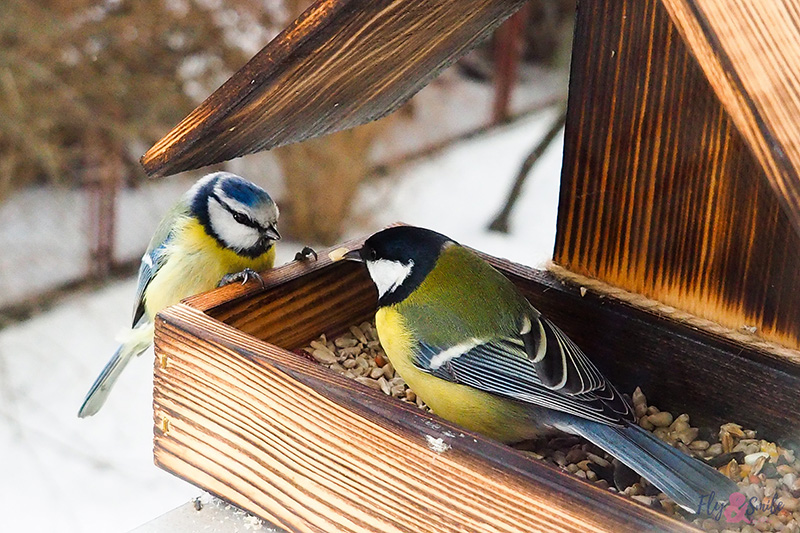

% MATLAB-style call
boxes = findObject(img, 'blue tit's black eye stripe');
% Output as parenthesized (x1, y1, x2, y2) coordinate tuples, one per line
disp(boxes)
(213, 194, 266, 232)
(231, 210, 254, 227)
(198, 189, 276, 258)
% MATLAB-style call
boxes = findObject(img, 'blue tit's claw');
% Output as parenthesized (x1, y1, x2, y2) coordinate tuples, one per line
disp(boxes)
(295, 246, 318, 262)
(218, 268, 265, 288)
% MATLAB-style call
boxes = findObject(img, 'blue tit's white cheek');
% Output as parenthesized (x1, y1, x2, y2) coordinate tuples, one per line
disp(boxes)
(365, 259, 414, 299)
(207, 197, 260, 250)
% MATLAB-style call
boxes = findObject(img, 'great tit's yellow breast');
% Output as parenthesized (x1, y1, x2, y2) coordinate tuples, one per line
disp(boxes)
(143, 219, 275, 319)
(376, 306, 540, 443)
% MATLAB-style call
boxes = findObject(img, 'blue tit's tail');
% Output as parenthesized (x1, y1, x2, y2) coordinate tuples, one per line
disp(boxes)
(78, 322, 154, 418)
(560, 418, 738, 513)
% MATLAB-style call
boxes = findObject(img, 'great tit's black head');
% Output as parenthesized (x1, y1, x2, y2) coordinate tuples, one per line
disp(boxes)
(352, 226, 454, 306)
(189, 172, 280, 258)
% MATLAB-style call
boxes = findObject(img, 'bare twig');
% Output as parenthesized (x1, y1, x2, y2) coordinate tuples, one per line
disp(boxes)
(488, 103, 567, 233)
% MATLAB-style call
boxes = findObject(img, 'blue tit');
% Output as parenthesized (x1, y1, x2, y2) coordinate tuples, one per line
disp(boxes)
(78, 171, 280, 418)
(345, 225, 737, 512)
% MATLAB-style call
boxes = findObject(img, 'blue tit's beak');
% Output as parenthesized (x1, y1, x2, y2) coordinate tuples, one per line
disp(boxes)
(343, 248, 363, 262)
(265, 224, 281, 241)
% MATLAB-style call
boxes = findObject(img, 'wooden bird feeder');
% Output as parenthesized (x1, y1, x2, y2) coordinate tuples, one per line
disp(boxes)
(146, 0, 800, 531)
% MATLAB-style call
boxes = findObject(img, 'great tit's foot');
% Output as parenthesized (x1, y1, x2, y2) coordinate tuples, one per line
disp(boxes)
(218, 268, 265, 288)
(294, 246, 318, 262)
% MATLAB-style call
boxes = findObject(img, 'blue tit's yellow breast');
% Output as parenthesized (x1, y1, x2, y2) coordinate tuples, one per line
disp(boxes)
(375, 306, 540, 443)
(143, 218, 276, 319)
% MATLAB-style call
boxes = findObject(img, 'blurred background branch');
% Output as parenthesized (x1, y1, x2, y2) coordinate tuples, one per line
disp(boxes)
(0, 0, 284, 194)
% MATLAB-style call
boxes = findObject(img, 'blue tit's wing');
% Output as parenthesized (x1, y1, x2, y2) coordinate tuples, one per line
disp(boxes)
(130, 245, 168, 326)
(131, 202, 189, 326)
(414, 316, 634, 427)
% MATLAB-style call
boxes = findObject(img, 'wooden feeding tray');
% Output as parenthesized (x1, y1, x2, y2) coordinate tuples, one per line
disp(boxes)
(152, 234, 800, 533)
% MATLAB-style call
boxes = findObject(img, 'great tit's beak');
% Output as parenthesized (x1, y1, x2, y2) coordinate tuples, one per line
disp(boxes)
(343, 248, 364, 262)
(265, 224, 281, 241)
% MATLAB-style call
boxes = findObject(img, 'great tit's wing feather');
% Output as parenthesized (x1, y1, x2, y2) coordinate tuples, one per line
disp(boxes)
(130, 203, 189, 326)
(522, 317, 606, 394)
(414, 335, 634, 427)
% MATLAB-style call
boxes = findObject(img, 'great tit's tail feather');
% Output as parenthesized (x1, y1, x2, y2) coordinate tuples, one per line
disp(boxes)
(77, 324, 153, 418)
(564, 419, 738, 513)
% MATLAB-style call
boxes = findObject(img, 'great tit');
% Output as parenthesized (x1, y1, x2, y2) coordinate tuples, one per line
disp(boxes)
(78, 172, 281, 418)
(345, 225, 737, 512)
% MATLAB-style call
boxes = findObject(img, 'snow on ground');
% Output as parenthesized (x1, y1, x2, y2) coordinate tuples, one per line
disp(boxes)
(0, 242, 305, 532)
(0, 108, 562, 532)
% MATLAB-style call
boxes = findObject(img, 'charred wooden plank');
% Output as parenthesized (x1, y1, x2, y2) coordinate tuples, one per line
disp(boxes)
(661, 0, 800, 236)
(141, 0, 527, 177)
(557, 0, 800, 351)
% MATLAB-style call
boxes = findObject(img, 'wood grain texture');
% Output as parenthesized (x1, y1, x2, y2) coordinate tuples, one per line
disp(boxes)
(179, 240, 800, 445)
(154, 238, 800, 530)
(140, 0, 527, 177)
(556, 0, 800, 350)
(154, 303, 698, 533)
(660, 0, 800, 236)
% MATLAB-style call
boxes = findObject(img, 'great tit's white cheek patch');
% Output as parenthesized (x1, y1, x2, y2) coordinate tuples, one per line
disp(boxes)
(366, 259, 414, 298)
(208, 198, 260, 250)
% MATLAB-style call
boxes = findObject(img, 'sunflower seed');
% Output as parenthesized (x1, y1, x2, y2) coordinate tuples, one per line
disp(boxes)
(648, 412, 673, 428)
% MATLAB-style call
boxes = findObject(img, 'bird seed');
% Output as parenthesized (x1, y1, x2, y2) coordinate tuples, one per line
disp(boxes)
(301, 321, 800, 533)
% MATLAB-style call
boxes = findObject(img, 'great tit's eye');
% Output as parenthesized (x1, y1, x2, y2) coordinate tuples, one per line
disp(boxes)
(232, 211, 250, 225)
(369, 249, 378, 260)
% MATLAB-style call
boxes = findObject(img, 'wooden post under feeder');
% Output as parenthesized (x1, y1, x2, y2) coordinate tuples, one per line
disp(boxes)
(491, 4, 531, 125)
(85, 127, 121, 280)
(142, 0, 800, 530)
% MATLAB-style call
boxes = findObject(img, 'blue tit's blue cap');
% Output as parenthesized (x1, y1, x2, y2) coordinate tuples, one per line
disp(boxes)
(218, 175, 274, 207)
